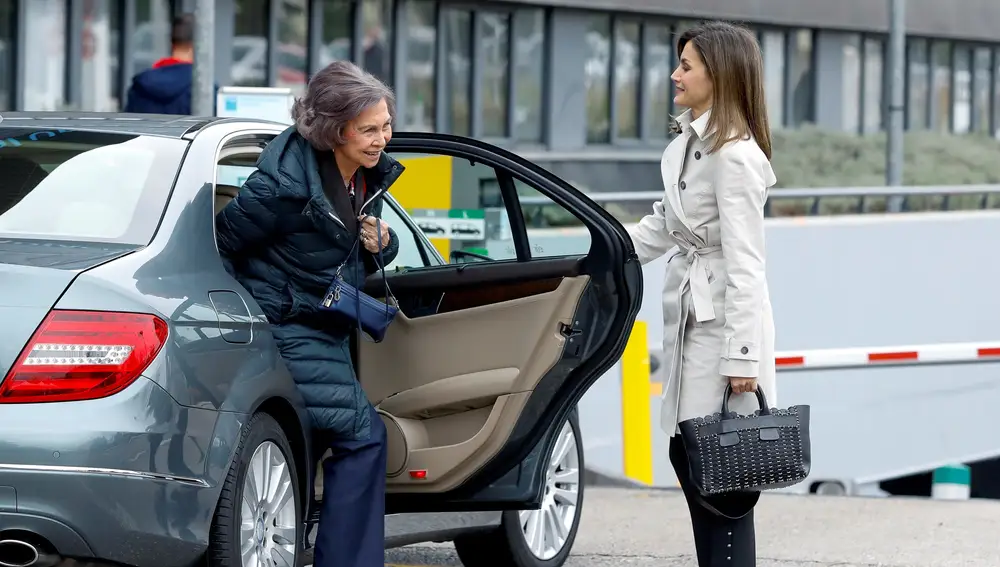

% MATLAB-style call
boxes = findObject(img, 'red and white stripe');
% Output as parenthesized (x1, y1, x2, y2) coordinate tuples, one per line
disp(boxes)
(774, 341, 1000, 371)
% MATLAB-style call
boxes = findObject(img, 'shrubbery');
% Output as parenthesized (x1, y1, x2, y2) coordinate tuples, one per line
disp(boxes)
(771, 125, 1000, 188)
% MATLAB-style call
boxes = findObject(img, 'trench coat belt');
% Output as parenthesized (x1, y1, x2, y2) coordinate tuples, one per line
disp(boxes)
(669, 234, 723, 323)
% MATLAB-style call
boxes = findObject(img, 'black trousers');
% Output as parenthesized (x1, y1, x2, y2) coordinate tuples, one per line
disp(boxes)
(669, 435, 760, 567)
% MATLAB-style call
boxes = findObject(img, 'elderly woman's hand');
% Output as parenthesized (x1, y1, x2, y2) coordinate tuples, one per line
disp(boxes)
(359, 214, 391, 253)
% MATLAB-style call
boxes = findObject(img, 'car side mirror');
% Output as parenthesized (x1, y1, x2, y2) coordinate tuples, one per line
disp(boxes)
(450, 249, 493, 264)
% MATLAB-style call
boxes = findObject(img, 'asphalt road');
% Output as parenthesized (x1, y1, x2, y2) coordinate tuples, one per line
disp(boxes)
(384, 487, 1000, 567)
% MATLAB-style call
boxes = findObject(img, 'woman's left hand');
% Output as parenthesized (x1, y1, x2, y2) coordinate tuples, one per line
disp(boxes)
(359, 214, 390, 253)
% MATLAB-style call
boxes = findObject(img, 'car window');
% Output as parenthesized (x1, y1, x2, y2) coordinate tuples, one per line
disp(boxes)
(379, 198, 441, 271)
(0, 130, 189, 245)
(387, 150, 592, 263)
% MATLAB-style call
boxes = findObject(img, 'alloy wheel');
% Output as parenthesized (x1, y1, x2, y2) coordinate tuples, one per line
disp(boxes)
(240, 441, 298, 567)
(519, 420, 581, 561)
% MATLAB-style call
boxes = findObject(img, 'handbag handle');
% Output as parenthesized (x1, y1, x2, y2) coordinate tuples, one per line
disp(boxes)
(721, 382, 770, 417)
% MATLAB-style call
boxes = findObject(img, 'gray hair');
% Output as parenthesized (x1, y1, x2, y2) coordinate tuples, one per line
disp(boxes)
(291, 60, 396, 151)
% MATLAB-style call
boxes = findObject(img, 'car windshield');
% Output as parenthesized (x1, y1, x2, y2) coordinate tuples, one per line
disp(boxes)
(0, 128, 188, 245)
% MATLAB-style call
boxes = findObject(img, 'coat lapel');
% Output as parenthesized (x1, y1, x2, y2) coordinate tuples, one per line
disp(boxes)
(661, 119, 692, 233)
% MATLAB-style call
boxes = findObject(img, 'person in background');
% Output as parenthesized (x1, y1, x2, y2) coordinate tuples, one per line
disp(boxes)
(124, 14, 196, 115)
(628, 21, 777, 567)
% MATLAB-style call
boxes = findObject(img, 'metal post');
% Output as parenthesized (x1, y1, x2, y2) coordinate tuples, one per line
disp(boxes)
(191, 0, 215, 116)
(886, 0, 906, 212)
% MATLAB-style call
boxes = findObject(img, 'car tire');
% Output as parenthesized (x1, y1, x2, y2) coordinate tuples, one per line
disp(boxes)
(208, 412, 301, 567)
(453, 411, 585, 567)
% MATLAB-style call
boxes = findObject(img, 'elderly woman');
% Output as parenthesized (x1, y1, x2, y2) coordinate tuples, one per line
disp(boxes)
(215, 60, 401, 567)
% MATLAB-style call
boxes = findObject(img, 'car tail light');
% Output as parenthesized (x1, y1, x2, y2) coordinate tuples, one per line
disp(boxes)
(0, 310, 168, 404)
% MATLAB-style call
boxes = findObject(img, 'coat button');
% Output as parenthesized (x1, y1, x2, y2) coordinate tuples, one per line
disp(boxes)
(740, 346, 749, 355)
(695, 151, 702, 160)
(679, 181, 686, 190)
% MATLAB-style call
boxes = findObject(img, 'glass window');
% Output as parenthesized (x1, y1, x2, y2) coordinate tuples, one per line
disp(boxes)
(614, 20, 640, 139)
(841, 34, 862, 133)
(318, 0, 353, 67)
(277, 0, 308, 96)
(517, 181, 591, 258)
(379, 199, 438, 270)
(403, 0, 436, 131)
(480, 12, 510, 137)
(391, 151, 588, 263)
(361, 0, 394, 86)
(862, 37, 884, 133)
(22, 0, 68, 110)
(930, 41, 951, 132)
(233, 0, 268, 87)
(0, 0, 15, 110)
(907, 39, 929, 129)
(995, 47, 1000, 138)
(761, 30, 786, 128)
(973, 47, 991, 135)
(787, 29, 815, 127)
(645, 24, 673, 138)
(0, 131, 188, 245)
(585, 14, 611, 143)
(442, 8, 472, 135)
(80, 0, 123, 111)
(132, 1, 172, 77)
(513, 9, 545, 142)
(952, 46, 971, 134)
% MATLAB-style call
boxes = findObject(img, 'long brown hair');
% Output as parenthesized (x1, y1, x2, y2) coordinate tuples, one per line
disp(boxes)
(677, 22, 772, 160)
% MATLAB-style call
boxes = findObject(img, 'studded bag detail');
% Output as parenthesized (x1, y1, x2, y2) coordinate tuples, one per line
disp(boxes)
(678, 384, 811, 496)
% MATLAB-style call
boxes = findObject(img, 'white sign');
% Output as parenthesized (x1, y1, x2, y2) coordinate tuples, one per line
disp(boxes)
(410, 214, 486, 241)
(215, 86, 295, 125)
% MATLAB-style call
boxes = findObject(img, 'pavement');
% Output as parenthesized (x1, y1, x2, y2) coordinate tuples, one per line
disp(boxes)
(383, 487, 1000, 566)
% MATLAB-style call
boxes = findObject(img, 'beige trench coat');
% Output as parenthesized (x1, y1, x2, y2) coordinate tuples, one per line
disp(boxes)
(628, 109, 778, 435)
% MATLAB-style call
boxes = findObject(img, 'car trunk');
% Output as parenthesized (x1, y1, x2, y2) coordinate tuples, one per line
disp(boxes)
(0, 239, 138, 378)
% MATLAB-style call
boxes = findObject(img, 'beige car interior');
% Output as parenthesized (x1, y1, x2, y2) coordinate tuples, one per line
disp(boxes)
(215, 141, 592, 497)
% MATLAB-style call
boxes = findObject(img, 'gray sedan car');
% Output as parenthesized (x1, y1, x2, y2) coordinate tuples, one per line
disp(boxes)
(0, 113, 642, 567)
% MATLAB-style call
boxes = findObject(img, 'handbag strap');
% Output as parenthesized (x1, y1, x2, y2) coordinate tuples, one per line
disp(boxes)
(330, 174, 394, 334)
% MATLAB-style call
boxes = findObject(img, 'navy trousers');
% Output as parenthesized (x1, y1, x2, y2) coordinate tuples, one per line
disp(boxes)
(313, 404, 388, 567)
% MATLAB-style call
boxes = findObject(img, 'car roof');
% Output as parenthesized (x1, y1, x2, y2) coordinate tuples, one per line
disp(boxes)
(0, 112, 282, 139)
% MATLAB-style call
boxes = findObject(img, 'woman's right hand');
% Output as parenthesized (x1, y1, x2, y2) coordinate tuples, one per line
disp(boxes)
(359, 214, 390, 253)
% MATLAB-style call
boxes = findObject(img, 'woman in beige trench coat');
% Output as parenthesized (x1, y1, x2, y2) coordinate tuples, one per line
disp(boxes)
(628, 21, 777, 567)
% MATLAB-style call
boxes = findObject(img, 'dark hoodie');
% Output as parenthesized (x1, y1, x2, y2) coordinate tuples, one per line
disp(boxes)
(124, 57, 194, 115)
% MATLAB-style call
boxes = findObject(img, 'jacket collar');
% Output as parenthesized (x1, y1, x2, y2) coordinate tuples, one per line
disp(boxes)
(671, 108, 714, 141)
(258, 126, 405, 206)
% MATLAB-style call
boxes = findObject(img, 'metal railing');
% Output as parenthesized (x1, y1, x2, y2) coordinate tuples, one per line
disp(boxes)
(519, 184, 1000, 219)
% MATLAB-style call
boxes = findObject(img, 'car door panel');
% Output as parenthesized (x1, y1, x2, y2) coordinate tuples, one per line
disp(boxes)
(358, 273, 589, 493)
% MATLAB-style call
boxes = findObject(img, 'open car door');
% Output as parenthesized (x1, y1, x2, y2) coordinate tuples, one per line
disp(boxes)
(358, 133, 642, 514)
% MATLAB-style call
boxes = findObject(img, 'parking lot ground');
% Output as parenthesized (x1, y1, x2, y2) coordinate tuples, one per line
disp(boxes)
(383, 486, 1000, 567)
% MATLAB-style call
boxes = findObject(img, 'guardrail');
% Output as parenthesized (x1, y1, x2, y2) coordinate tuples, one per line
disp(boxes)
(521, 185, 1000, 216)
(521, 184, 1000, 204)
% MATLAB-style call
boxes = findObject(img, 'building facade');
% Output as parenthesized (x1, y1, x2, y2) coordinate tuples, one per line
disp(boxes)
(1, 0, 998, 190)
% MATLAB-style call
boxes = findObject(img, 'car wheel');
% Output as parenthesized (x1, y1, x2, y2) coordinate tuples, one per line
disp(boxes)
(453, 412, 584, 567)
(208, 412, 301, 567)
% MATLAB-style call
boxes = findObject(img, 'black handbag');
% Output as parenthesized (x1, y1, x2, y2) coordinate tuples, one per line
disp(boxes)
(677, 383, 811, 496)
(318, 211, 398, 343)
